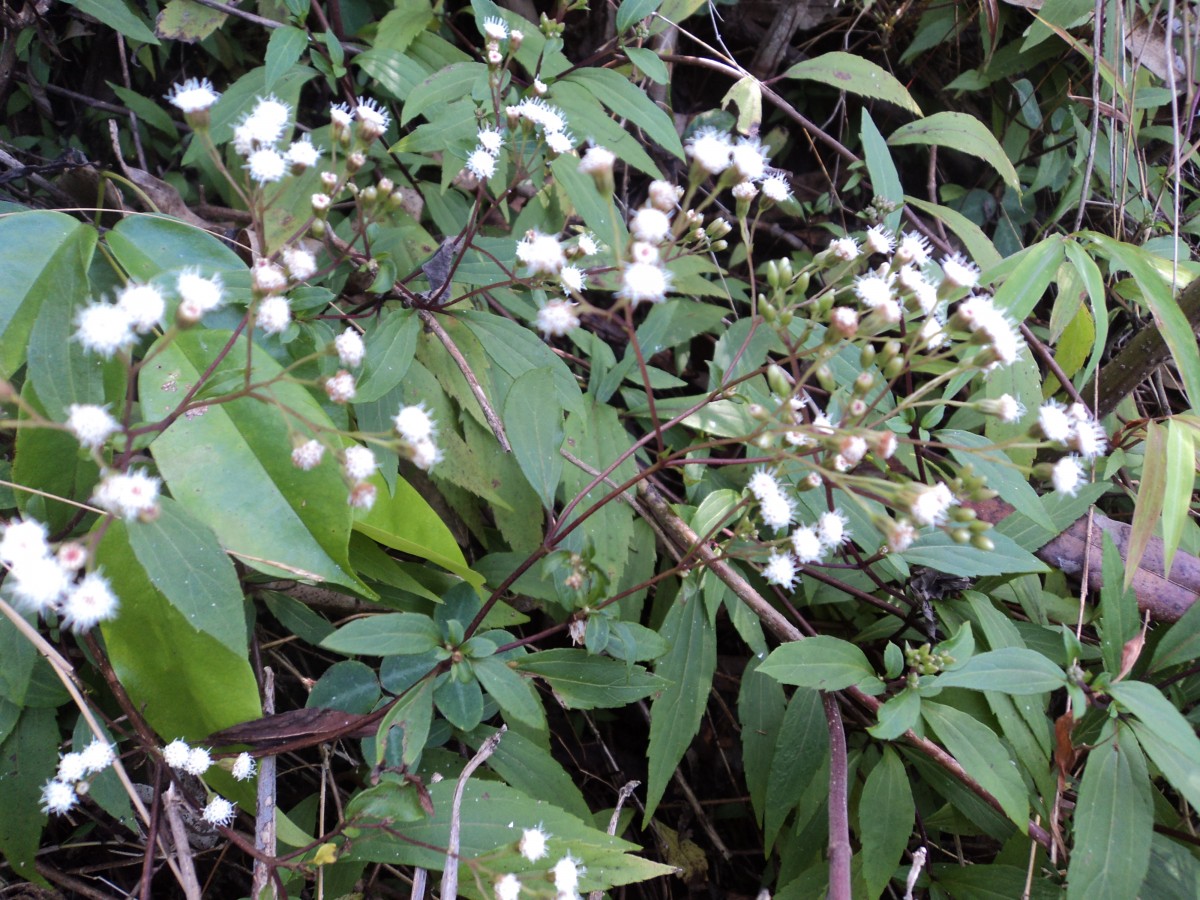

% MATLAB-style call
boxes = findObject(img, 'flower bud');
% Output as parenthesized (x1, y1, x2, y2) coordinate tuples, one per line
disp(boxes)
(361, 186, 378, 205)
(969, 534, 995, 552)
(766, 364, 792, 398)
(853, 372, 874, 395)
(377, 177, 394, 194)
(346, 151, 366, 173)
(815, 365, 835, 393)
(320, 171, 339, 193)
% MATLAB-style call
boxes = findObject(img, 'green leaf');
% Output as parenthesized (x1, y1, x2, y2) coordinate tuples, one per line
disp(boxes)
(1127, 420, 1166, 590)
(890, 111, 1020, 192)
(921, 701, 1028, 829)
(516, 649, 666, 709)
(402, 62, 488, 125)
(504, 368, 565, 509)
(617, 0, 662, 32)
(155, 0, 227, 42)
(105, 214, 245, 280)
(473, 655, 546, 732)
(1067, 721, 1152, 900)
(940, 430, 1057, 534)
(902, 530, 1049, 577)
(320, 613, 441, 656)
(354, 307, 418, 402)
(307, 660, 381, 714)
(265, 26, 309, 92)
(930, 648, 1066, 694)
(0, 211, 96, 380)
(375, 0, 432, 52)
(868, 687, 921, 740)
(988, 236, 1064, 323)
(1150, 595, 1200, 672)
(139, 330, 368, 593)
(739, 656, 786, 826)
(758, 636, 884, 692)
(434, 673, 483, 730)
(13, 387, 101, 533)
(784, 52, 922, 115)
(859, 748, 915, 899)
(861, 110, 903, 232)
(125, 498, 248, 656)
(354, 474, 480, 586)
(465, 726, 591, 820)
(376, 678, 434, 767)
(355, 48, 430, 99)
(1162, 419, 1194, 577)
(625, 46, 670, 85)
(1099, 532, 1138, 675)
(905, 196, 1002, 269)
(0, 708, 57, 881)
(98, 519, 262, 740)
(763, 688, 828, 851)
(548, 82, 663, 178)
(108, 84, 180, 137)
(562, 68, 685, 159)
(1108, 680, 1200, 770)
(62, 0, 159, 43)
(721, 74, 763, 133)
(551, 153, 629, 247)
(645, 585, 717, 820)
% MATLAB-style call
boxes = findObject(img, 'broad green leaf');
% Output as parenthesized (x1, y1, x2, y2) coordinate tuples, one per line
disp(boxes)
(933, 863, 1064, 899)
(548, 82, 663, 178)
(62, 0, 159, 43)
(988, 236, 1064, 323)
(105, 214, 246, 280)
(375, 0, 432, 52)
(868, 687, 921, 740)
(930, 648, 1067, 694)
(321, 613, 441, 656)
(921, 701, 1028, 830)
(465, 726, 591, 820)
(739, 657, 786, 826)
(354, 474, 480, 586)
(758, 636, 884, 692)
(1126, 718, 1200, 814)
(139, 330, 368, 593)
(763, 688, 828, 851)
(861, 111, 903, 232)
(562, 68, 685, 159)
(1063, 239, 1109, 387)
(504, 368, 565, 509)
(1142, 833, 1200, 897)
(354, 307, 418, 402)
(1067, 721, 1152, 900)
(265, 26, 309, 92)
(722, 75, 763, 133)
(1127, 420, 1166, 590)
(0, 708, 57, 880)
(344, 779, 675, 889)
(0, 211, 96, 380)
(98, 519, 262, 739)
(307, 660, 381, 714)
(402, 62, 488, 125)
(108, 84, 179, 137)
(785, 52, 922, 115)
(376, 678, 434, 767)
(890, 111, 1020, 192)
(356, 48, 430, 99)
(903, 530, 1048, 577)
(617, 0, 662, 32)
(859, 748, 914, 899)
(645, 586, 717, 820)
(13, 386, 101, 533)
(1150, 595, 1200, 672)
(1108, 680, 1200, 765)
(433, 673, 483, 730)
(905, 197, 1002, 270)
(1162, 419, 1194, 576)
(625, 46, 670, 85)
(125, 498, 248, 656)
(473, 655, 546, 731)
(940, 430, 1056, 534)
(1099, 532, 1138, 675)
(155, 0, 226, 42)
(516, 649, 666, 709)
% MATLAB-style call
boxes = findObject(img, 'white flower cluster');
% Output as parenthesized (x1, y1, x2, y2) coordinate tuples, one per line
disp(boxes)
(229, 94, 323, 184)
(1036, 400, 1107, 459)
(331, 96, 392, 145)
(74, 281, 166, 357)
(684, 126, 792, 201)
(394, 403, 441, 471)
(1, 517, 119, 631)
(92, 468, 161, 521)
(761, 506, 852, 590)
(40, 738, 117, 816)
(161, 741, 253, 826)
(507, 97, 574, 154)
(495, 825, 586, 899)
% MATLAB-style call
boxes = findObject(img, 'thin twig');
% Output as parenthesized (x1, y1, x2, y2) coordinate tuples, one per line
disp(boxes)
(441, 726, 506, 900)
(252, 668, 278, 900)
(164, 784, 203, 900)
(588, 782, 643, 900)
(824, 693, 852, 900)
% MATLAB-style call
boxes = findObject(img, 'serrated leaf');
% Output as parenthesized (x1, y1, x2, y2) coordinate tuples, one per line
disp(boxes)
(516, 649, 666, 709)
(645, 586, 716, 820)
(504, 368, 565, 509)
(861, 110, 904, 232)
(63, 0, 159, 43)
(785, 52, 922, 115)
(739, 657, 786, 827)
(562, 68, 685, 159)
(355, 48, 430, 99)
(265, 26, 309, 92)
(940, 430, 1057, 534)
(155, 0, 226, 41)
(758, 636, 882, 692)
(859, 748, 914, 899)
(1067, 721, 1152, 900)
(617, 0, 662, 32)
(902, 530, 1048, 577)
(321, 613, 441, 656)
(890, 111, 1020, 192)
(869, 687, 922, 740)
(402, 62, 488, 125)
(763, 688, 828, 851)
(473, 656, 546, 731)
(930, 648, 1066, 694)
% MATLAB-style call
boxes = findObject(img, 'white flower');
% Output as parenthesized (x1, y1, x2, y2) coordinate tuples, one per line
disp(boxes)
(817, 510, 850, 548)
(748, 470, 781, 501)
(559, 265, 586, 294)
(864, 225, 894, 255)
(393, 404, 436, 444)
(162, 739, 190, 769)
(325, 370, 357, 404)
(330, 102, 352, 131)
(247, 147, 287, 184)
(483, 16, 509, 40)
(286, 137, 321, 169)
(343, 445, 376, 481)
(177, 271, 224, 320)
(256, 296, 292, 336)
(410, 438, 442, 471)
(92, 469, 160, 520)
(629, 241, 659, 265)
(1072, 418, 1107, 459)
(840, 435, 868, 465)
(282, 247, 318, 282)
(57, 752, 88, 783)
(829, 237, 860, 262)
(116, 283, 165, 332)
(79, 739, 116, 774)
(618, 262, 671, 306)
(349, 482, 377, 510)
(334, 328, 365, 367)
(686, 127, 732, 175)
(184, 747, 212, 776)
(578, 146, 615, 176)
(355, 97, 390, 139)
(545, 130, 575, 154)
(760, 171, 790, 202)
(466, 147, 497, 180)
(552, 855, 584, 894)
(991, 394, 1025, 423)
(917, 317, 947, 350)
(231, 752, 256, 781)
(791, 526, 824, 564)
(166, 78, 220, 114)
(885, 519, 917, 553)
(759, 491, 795, 532)
(514, 99, 566, 133)
(63, 571, 120, 631)
(537, 299, 580, 338)
(57, 542, 88, 571)
(5, 558, 64, 616)
(292, 439, 326, 470)
(520, 825, 550, 861)
(0, 518, 50, 564)
(202, 796, 236, 827)
(895, 232, 932, 266)
(910, 279, 940, 316)
(75, 302, 135, 357)
(517, 230, 566, 276)
(252, 259, 289, 295)
(251, 96, 291, 134)
(67, 404, 119, 449)
(41, 780, 77, 815)
(477, 126, 504, 154)
(909, 482, 955, 526)
(495, 873, 522, 900)
(1037, 401, 1073, 444)
(1052, 456, 1084, 496)
(854, 274, 894, 308)
(645, 181, 679, 212)
(731, 137, 769, 182)
(630, 207, 672, 244)
(941, 254, 980, 290)
(576, 234, 599, 257)
(763, 552, 797, 589)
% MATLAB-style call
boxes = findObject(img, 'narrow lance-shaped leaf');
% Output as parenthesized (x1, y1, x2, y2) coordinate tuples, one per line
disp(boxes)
(1126, 420, 1166, 590)
(890, 111, 1021, 192)
(859, 748, 915, 899)
(930, 648, 1067, 695)
(785, 52, 923, 115)
(504, 368, 565, 509)
(758, 635, 884, 692)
